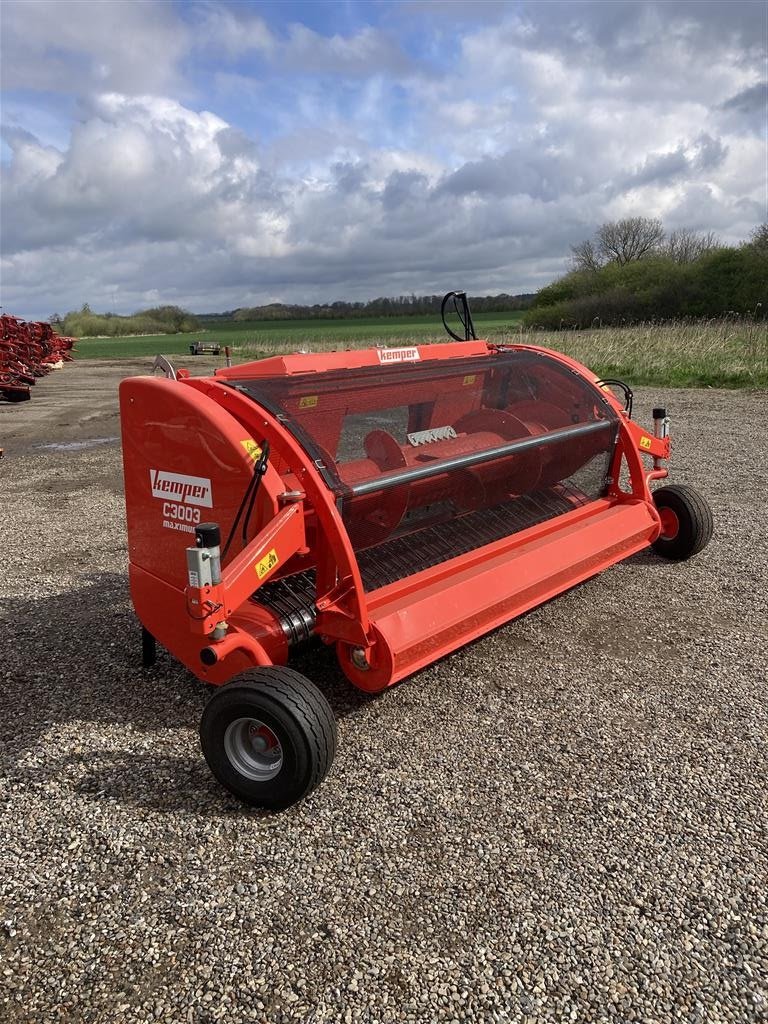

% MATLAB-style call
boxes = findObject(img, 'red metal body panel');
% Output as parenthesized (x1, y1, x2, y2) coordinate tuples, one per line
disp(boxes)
(182, 377, 373, 645)
(120, 340, 668, 692)
(212, 340, 490, 380)
(340, 499, 656, 691)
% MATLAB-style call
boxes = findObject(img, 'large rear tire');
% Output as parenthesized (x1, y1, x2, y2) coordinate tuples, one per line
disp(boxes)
(651, 484, 713, 561)
(200, 667, 336, 809)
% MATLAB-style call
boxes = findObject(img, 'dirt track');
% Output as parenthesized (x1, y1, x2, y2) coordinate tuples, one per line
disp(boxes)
(1, 360, 767, 1023)
(0, 356, 223, 453)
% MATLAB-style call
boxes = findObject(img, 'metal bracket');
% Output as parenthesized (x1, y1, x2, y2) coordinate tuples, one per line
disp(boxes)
(152, 354, 177, 380)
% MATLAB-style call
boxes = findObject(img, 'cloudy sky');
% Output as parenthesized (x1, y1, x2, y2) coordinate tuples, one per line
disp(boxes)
(1, 0, 766, 319)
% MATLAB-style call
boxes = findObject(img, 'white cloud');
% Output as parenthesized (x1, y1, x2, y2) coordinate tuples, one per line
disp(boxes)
(0, 0, 189, 96)
(281, 24, 413, 76)
(0, 1, 765, 317)
(193, 3, 274, 58)
(192, 6, 412, 77)
(1, 95, 277, 255)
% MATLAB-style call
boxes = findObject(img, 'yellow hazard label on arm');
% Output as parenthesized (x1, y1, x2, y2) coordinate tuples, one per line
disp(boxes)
(241, 439, 262, 461)
(463, 375, 476, 385)
(639, 436, 652, 450)
(255, 548, 279, 578)
(299, 395, 318, 409)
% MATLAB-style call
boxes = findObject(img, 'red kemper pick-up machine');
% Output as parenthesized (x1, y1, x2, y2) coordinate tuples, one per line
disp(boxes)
(120, 293, 712, 808)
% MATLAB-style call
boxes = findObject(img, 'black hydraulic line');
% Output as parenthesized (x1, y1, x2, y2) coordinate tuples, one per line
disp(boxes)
(221, 438, 270, 561)
(241, 439, 270, 548)
(441, 291, 477, 341)
(596, 378, 633, 418)
(348, 419, 614, 498)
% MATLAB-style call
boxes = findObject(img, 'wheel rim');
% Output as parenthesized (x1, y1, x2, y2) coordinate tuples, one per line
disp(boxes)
(658, 506, 680, 540)
(223, 718, 283, 781)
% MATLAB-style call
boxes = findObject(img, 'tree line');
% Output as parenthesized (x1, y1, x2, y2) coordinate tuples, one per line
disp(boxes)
(53, 293, 535, 336)
(525, 221, 767, 329)
(53, 305, 201, 337)
(229, 293, 535, 322)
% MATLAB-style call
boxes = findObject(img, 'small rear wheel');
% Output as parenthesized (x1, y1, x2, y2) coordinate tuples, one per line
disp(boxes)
(200, 667, 336, 809)
(652, 484, 713, 560)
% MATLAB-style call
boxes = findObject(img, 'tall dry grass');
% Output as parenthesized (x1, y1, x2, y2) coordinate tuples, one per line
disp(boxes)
(239, 316, 767, 388)
(506, 315, 768, 387)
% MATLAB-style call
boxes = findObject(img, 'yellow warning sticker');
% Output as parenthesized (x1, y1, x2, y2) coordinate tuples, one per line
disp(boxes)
(255, 548, 279, 579)
(299, 395, 318, 409)
(241, 439, 262, 461)
(463, 375, 477, 386)
(639, 436, 652, 450)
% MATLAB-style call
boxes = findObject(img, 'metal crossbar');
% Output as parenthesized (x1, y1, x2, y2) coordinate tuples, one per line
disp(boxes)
(347, 420, 613, 498)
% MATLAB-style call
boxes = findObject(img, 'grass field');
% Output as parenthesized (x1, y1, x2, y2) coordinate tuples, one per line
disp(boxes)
(73, 312, 767, 387)
(73, 312, 525, 360)
(518, 318, 768, 388)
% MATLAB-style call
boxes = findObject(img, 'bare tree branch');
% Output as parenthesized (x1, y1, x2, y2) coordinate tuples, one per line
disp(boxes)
(569, 238, 603, 272)
(745, 223, 768, 254)
(596, 217, 665, 265)
(665, 228, 721, 263)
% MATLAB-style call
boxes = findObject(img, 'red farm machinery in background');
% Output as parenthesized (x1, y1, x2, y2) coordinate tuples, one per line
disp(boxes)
(120, 292, 713, 809)
(0, 315, 76, 403)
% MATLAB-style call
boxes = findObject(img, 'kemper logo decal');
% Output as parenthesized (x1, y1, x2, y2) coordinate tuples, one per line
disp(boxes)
(377, 347, 420, 364)
(149, 469, 213, 508)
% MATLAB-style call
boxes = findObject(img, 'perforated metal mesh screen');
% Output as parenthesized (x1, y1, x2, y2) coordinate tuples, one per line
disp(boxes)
(231, 349, 618, 559)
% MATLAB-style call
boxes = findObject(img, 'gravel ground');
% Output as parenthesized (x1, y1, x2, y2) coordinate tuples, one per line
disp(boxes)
(1, 362, 767, 1023)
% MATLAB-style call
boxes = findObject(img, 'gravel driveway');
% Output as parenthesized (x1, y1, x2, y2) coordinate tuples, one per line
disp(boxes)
(1, 362, 766, 1023)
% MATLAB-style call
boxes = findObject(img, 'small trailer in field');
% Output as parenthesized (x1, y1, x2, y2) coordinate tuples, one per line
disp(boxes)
(120, 294, 712, 808)
(189, 341, 222, 356)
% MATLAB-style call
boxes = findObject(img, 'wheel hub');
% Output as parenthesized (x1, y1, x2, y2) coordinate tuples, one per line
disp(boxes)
(223, 718, 283, 781)
(658, 506, 680, 540)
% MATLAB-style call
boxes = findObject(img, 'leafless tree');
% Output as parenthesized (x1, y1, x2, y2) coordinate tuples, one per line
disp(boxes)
(570, 238, 603, 272)
(596, 217, 665, 265)
(665, 228, 721, 263)
(745, 223, 768, 254)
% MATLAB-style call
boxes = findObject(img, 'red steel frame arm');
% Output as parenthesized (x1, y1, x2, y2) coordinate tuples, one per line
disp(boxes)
(220, 503, 306, 613)
(186, 503, 306, 636)
(622, 417, 670, 461)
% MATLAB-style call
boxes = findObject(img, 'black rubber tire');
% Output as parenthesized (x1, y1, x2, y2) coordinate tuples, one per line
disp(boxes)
(651, 484, 713, 560)
(200, 667, 337, 809)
